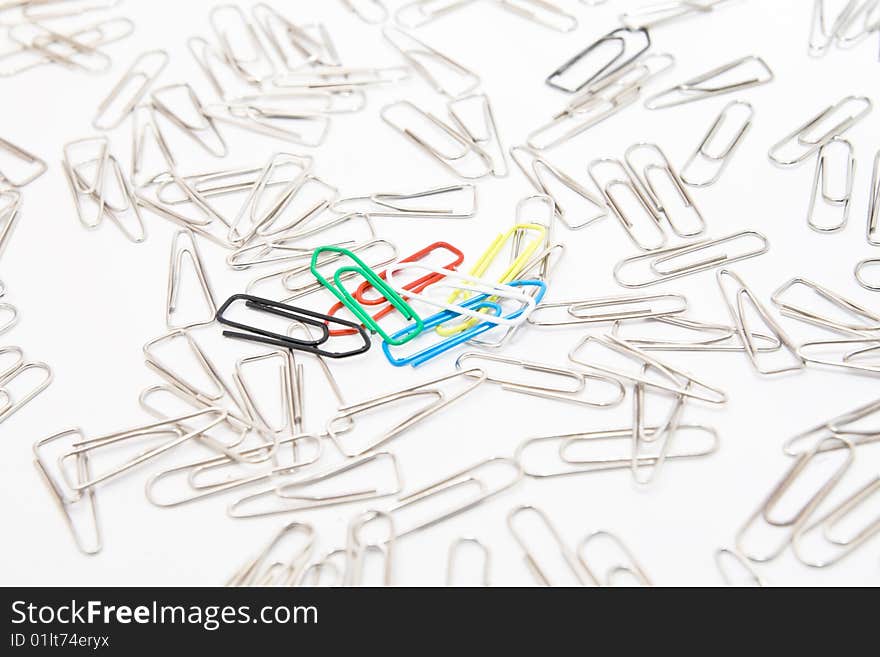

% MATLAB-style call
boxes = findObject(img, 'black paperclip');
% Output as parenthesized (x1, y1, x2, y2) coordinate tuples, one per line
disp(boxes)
(545, 27, 651, 94)
(216, 294, 371, 358)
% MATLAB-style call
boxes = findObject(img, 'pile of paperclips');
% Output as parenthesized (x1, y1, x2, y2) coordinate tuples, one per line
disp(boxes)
(3, 0, 880, 586)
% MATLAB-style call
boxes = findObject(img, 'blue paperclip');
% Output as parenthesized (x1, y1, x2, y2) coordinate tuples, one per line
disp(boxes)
(383, 280, 547, 367)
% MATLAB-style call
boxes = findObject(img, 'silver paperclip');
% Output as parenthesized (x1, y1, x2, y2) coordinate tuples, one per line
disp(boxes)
(644, 56, 773, 110)
(806, 138, 855, 233)
(631, 370, 688, 486)
(681, 100, 754, 187)
(613, 231, 770, 288)
(782, 396, 880, 457)
(771, 277, 880, 335)
(341, 0, 389, 24)
(736, 436, 854, 563)
(0, 190, 22, 260)
(92, 50, 168, 131)
(395, 0, 477, 29)
(578, 531, 652, 586)
(0, 136, 48, 188)
(507, 505, 586, 586)
(166, 230, 217, 330)
(228, 522, 315, 586)
(210, 4, 275, 85)
(768, 95, 872, 167)
(448, 94, 507, 177)
(151, 83, 228, 158)
(715, 548, 766, 586)
(446, 538, 490, 586)
(274, 66, 409, 91)
(202, 102, 331, 148)
(868, 148, 880, 245)
(345, 510, 395, 586)
(493, 0, 578, 32)
(455, 351, 625, 407)
(855, 259, 880, 291)
(620, 0, 738, 29)
(528, 294, 687, 327)
(717, 269, 805, 376)
(0, 353, 52, 424)
(383, 27, 480, 99)
(546, 27, 650, 94)
(797, 337, 880, 375)
(610, 316, 783, 353)
(332, 184, 477, 219)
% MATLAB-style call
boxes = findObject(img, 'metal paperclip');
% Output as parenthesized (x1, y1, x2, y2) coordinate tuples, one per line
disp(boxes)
(610, 316, 783, 353)
(345, 511, 395, 586)
(92, 50, 168, 131)
(151, 83, 228, 158)
(0, 355, 52, 424)
(228, 522, 315, 586)
(578, 531, 652, 586)
(210, 4, 275, 85)
(0, 190, 22, 259)
(806, 138, 855, 233)
(274, 66, 409, 91)
(227, 452, 404, 518)
(33, 429, 101, 556)
(645, 56, 773, 110)
(493, 0, 578, 32)
(0, 301, 17, 335)
(383, 27, 480, 99)
(528, 294, 687, 327)
(569, 334, 728, 404)
(510, 146, 606, 229)
(7, 21, 114, 74)
(448, 94, 507, 177)
(613, 231, 770, 288)
(736, 436, 854, 563)
(203, 102, 331, 148)
(341, 0, 389, 24)
(588, 158, 666, 251)
(0, 136, 47, 188)
(868, 148, 880, 244)
(386, 456, 523, 540)
(856, 259, 880, 291)
(715, 548, 766, 586)
(768, 95, 872, 167)
(782, 396, 880, 456)
(298, 549, 347, 587)
(507, 506, 586, 586)
(620, 0, 738, 30)
(446, 538, 490, 586)
(166, 230, 217, 330)
(332, 184, 477, 219)
(771, 277, 880, 335)
(792, 475, 880, 568)
(251, 4, 323, 71)
(21, 0, 121, 21)
(455, 351, 625, 408)
(381, 100, 494, 179)
(326, 369, 486, 457)
(631, 370, 688, 486)
(717, 269, 805, 376)
(394, 0, 477, 28)
(797, 337, 880, 375)
(546, 27, 650, 94)
(681, 100, 754, 188)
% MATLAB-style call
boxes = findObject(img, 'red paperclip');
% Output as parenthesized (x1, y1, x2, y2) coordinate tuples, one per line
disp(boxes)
(325, 242, 464, 337)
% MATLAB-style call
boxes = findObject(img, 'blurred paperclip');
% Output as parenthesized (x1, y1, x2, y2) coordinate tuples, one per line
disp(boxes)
(805, 138, 855, 233)
(868, 148, 880, 244)
(209, 4, 275, 85)
(545, 27, 650, 94)
(446, 538, 490, 586)
(620, 0, 739, 30)
(681, 100, 754, 188)
(644, 56, 774, 110)
(341, 0, 389, 24)
(856, 259, 880, 291)
(578, 531, 652, 586)
(227, 522, 315, 586)
(332, 184, 478, 219)
(528, 293, 687, 327)
(92, 50, 168, 131)
(0, 136, 47, 188)
(782, 396, 880, 456)
(395, 0, 477, 29)
(0, 190, 23, 260)
(492, 0, 578, 32)
(507, 505, 586, 586)
(384, 27, 480, 99)
(768, 95, 872, 167)
(715, 548, 767, 586)
(274, 66, 409, 91)
(771, 277, 880, 335)
(0, 347, 52, 425)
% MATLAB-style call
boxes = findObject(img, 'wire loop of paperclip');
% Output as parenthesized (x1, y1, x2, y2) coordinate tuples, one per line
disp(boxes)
(681, 100, 754, 187)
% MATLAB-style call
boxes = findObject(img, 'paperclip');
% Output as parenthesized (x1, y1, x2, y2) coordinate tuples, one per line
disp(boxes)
(383, 27, 480, 99)
(578, 531, 652, 586)
(326, 369, 486, 456)
(7, 21, 114, 74)
(381, 101, 494, 179)
(311, 245, 423, 345)
(771, 277, 880, 335)
(782, 396, 880, 456)
(768, 95, 872, 167)
(446, 538, 490, 586)
(855, 259, 880, 291)
(250, 4, 322, 71)
(528, 294, 687, 327)
(715, 548, 766, 586)
(736, 436, 854, 563)
(529, 53, 675, 150)
(327, 242, 464, 337)
(151, 83, 228, 158)
(493, 0, 578, 32)
(717, 269, 805, 376)
(203, 103, 331, 148)
(681, 100, 754, 188)
(228, 522, 316, 586)
(448, 94, 507, 177)
(387, 456, 523, 540)
(21, 0, 121, 21)
(510, 146, 606, 229)
(0, 190, 22, 259)
(0, 358, 53, 424)
(298, 549, 347, 587)
(33, 429, 101, 556)
(455, 351, 625, 407)
(166, 230, 217, 330)
(345, 511, 395, 586)
(0, 302, 18, 336)
(507, 506, 586, 586)
(332, 184, 477, 219)
(588, 158, 666, 251)
(645, 56, 774, 110)
(394, 0, 477, 28)
(216, 294, 371, 358)
(806, 138, 855, 233)
(516, 424, 719, 478)
(792, 476, 880, 568)
(275, 66, 409, 91)
(210, 4, 275, 85)
(613, 231, 770, 288)
(868, 149, 880, 245)
(341, 0, 389, 24)
(227, 452, 404, 518)
(0, 136, 47, 188)
(546, 27, 650, 94)
(92, 50, 168, 131)
(569, 334, 728, 404)
(631, 369, 688, 486)
(620, 0, 738, 30)
(624, 142, 706, 238)
(610, 316, 783, 353)
(798, 338, 880, 375)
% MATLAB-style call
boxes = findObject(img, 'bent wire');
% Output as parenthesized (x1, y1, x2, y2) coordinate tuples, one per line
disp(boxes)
(681, 100, 754, 188)
(311, 245, 423, 345)
(545, 27, 650, 94)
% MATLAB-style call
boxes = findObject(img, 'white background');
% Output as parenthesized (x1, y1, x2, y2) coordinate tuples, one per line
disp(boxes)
(1, 0, 879, 587)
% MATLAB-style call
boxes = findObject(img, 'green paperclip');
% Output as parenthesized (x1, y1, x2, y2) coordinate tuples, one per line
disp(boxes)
(311, 246, 424, 346)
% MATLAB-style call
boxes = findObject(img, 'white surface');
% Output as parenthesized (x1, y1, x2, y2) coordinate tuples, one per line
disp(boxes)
(1, 0, 879, 587)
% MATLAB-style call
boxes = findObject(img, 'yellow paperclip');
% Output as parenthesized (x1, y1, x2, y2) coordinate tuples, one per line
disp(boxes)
(437, 223, 547, 336)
